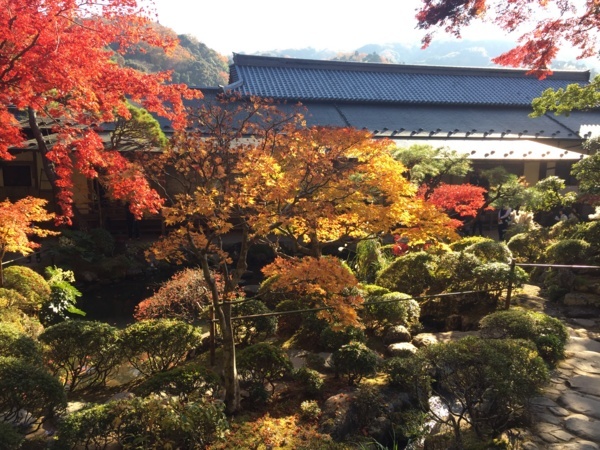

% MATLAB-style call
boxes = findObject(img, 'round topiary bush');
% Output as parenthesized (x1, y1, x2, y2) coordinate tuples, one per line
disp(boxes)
(375, 252, 437, 297)
(274, 299, 304, 336)
(120, 319, 203, 377)
(463, 240, 512, 264)
(319, 325, 366, 351)
(434, 251, 482, 292)
(470, 262, 529, 298)
(361, 291, 420, 334)
(0, 322, 42, 364)
(545, 239, 591, 265)
(0, 422, 24, 450)
(332, 341, 378, 385)
(449, 236, 493, 252)
(479, 308, 569, 367)
(3, 265, 50, 314)
(233, 299, 277, 345)
(39, 320, 121, 391)
(133, 362, 221, 400)
(507, 232, 548, 263)
(236, 343, 292, 391)
(293, 367, 324, 397)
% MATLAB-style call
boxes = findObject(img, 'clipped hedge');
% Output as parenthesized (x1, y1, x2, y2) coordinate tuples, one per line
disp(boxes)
(375, 252, 437, 297)
(0, 322, 42, 364)
(332, 341, 378, 386)
(237, 343, 292, 391)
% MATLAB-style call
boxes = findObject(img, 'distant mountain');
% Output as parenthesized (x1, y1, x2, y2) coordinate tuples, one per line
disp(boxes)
(253, 40, 593, 72)
(114, 24, 229, 87)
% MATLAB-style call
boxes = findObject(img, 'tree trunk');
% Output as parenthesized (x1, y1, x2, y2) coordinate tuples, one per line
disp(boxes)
(199, 253, 241, 414)
(27, 108, 87, 228)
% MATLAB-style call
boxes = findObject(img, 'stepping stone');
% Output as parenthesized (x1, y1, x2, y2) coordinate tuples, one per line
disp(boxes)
(570, 351, 600, 374)
(548, 442, 599, 450)
(564, 414, 600, 444)
(559, 392, 600, 420)
(566, 337, 600, 354)
(571, 318, 597, 329)
(567, 374, 600, 397)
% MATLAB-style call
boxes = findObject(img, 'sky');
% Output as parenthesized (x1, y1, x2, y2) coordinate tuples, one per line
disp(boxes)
(149, 0, 515, 57)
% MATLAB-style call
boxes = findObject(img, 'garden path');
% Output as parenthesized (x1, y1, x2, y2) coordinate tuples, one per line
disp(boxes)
(512, 286, 600, 449)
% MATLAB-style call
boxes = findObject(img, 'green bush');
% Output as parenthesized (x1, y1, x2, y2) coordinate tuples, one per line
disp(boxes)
(470, 262, 529, 298)
(88, 227, 115, 256)
(353, 238, 391, 283)
(0, 422, 24, 450)
(293, 367, 324, 397)
(319, 325, 366, 351)
(56, 395, 228, 450)
(449, 236, 493, 252)
(423, 336, 549, 443)
(120, 319, 203, 377)
(237, 343, 292, 391)
(39, 320, 121, 391)
(507, 232, 548, 263)
(375, 252, 437, 296)
(435, 251, 482, 292)
(361, 291, 420, 334)
(257, 274, 290, 309)
(0, 356, 66, 428)
(233, 299, 277, 345)
(572, 221, 600, 254)
(332, 342, 378, 385)
(299, 400, 322, 421)
(0, 306, 43, 338)
(3, 266, 50, 314)
(0, 322, 42, 364)
(384, 355, 431, 404)
(133, 363, 221, 400)
(545, 239, 591, 265)
(351, 385, 387, 429)
(479, 308, 569, 367)
(464, 240, 512, 264)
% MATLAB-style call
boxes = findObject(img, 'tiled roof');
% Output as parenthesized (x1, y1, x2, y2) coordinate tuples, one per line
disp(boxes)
(227, 54, 590, 107)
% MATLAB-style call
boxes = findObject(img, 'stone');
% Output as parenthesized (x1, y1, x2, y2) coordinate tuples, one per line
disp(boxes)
(319, 391, 355, 440)
(548, 405, 571, 417)
(548, 443, 599, 450)
(412, 333, 438, 348)
(567, 374, 600, 397)
(569, 351, 600, 375)
(564, 292, 600, 307)
(566, 337, 600, 353)
(383, 325, 411, 344)
(445, 314, 463, 331)
(563, 305, 600, 318)
(559, 392, 600, 420)
(387, 342, 418, 357)
(571, 318, 597, 328)
(564, 414, 600, 443)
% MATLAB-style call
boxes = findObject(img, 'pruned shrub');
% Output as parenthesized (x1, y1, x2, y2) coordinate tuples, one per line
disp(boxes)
(353, 238, 391, 283)
(572, 220, 600, 255)
(120, 319, 203, 377)
(470, 262, 529, 298)
(0, 356, 66, 429)
(507, 232, 548, 263)
(237, 343, 292, 391)
(56, 395, 228, 450)
(0, 306, 43, 338)
(293, 367, 324, 397)
(449, 236, 493, 252)
(233, 299, 277, 345)
(384, 355, 430, 404)
(332, 342, 378, 386)
(361, 291, 420, 334)
(423, 336, 549, 443)
(545, 239, 591, 265)
(274, 299, 304, 335)
(435, 251, 482, 292)
(134, 268, 212, 323)
(0, 322, 42, 364)
(479, 308, 569, 367)
(463, 240, 512, 264)
(39, 320, 121, 391)
(375, 252, 437, 296)
(319, 325, 366, 351)
(351, 385, 388, 429)
(3, 266, 50, 314)
(133, 362, 221, 400)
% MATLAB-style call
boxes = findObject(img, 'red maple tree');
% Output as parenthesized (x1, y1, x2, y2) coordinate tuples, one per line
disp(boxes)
(0, 0, 199, 223)
(423, 182, 488, 218)
(416, 0, 600, 76)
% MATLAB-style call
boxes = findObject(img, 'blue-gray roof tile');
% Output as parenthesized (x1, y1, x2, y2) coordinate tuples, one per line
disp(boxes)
(227, 54, 590, 107)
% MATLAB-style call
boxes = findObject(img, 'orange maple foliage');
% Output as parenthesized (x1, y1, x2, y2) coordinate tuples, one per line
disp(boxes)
(262, 256, 363, 328)
(416, 0, 600, 76)
(0, 197, 58, 285)
(0, 0, 199, 222)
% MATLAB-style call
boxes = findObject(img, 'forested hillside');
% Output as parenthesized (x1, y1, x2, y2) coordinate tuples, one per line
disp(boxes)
(114, 24, 229, 87)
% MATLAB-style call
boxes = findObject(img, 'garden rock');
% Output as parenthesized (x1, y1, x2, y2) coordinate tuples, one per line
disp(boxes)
(319, 391, 355, 440)
(383, 325, 411, 344)
(412, 333, 438, 348)
(563, 292, 600, 307)
(387, 342, 418, 357)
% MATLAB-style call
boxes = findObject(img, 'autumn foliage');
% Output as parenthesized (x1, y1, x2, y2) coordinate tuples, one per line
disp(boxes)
(424, 183, 487, 218)
(0, 0, 199, 221)
(416, 0, 600, 75)
(262, 256, 363, 328)
(0, 197, 58, 285)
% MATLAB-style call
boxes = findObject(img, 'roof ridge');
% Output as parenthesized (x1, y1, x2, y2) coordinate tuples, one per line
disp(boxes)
(232, 53, 590, 81)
